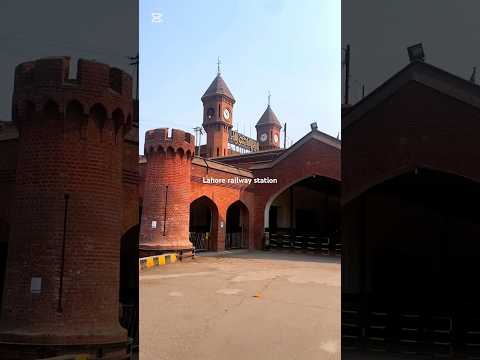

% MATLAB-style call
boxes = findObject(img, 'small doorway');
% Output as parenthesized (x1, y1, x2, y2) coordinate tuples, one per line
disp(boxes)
(189, 196, 218, 251)
(226, 201, 249, 249)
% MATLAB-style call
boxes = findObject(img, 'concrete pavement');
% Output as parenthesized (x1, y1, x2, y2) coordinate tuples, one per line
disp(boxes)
(140, 251, 340, 360)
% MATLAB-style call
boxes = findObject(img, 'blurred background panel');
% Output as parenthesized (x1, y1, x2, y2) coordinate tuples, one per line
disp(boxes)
(342, 1, 480, 359)
(0, 1, 139, 359)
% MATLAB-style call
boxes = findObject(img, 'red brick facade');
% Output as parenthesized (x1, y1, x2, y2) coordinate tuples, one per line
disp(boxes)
(249, 135, 341, 249)
(190, 160, 256, 251)
(140, 129, 341, 252)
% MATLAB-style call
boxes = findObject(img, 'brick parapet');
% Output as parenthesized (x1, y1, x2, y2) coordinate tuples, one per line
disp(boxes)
(13, 57, 133, 138)
(144, 128, 195, 157)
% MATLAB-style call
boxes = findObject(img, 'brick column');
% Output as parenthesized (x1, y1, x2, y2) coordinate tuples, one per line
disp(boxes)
(140, 128, 195, 253)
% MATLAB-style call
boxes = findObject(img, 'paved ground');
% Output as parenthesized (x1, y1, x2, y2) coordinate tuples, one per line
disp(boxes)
(140, 250, 340, 360)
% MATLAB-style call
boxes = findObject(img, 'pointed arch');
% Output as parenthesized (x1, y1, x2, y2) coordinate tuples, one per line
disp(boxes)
(90, 103, 108, 130)
(226, 200, 250, 249)
(189, 195, 219, 251)
(42, 99, 61, 124)
(177, 148, 185, 159)
(66, 100, 85, 134)
(263, 173, 339, 228)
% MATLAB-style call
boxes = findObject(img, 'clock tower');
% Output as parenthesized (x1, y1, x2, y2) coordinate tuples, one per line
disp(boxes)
(256, 94, 282, 151)
(201, 62, 235, 158)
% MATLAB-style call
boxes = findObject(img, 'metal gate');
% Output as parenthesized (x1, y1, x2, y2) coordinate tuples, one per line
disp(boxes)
(226, 227, 248, 249)
(189, 232, 212, 251)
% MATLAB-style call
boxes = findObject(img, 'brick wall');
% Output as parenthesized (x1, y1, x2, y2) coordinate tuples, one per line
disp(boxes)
(250, 137, 341, 249)
(0, 138, 18, 226)
(342, 81, 480, 203)
(190, 163, 255, 251)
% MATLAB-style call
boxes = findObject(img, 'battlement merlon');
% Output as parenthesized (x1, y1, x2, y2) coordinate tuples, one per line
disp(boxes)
(144, 128, 195, 156)
(14, 57, 133, 99)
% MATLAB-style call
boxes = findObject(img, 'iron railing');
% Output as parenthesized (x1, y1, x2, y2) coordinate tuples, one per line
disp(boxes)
(226, 230, 248, 249)
(265, 229, 341, 256)
(190, 232, 211, 251)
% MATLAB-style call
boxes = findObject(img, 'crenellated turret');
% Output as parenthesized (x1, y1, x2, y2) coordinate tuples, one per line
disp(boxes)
(140, 128, 195, 254)
(0, 56, 133, 359)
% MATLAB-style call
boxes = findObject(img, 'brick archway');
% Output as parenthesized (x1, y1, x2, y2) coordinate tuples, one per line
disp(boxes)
(344, 167, 480, 303)
(263, 174, 325, 228)
(189, 196, 220, 251)
(225, 200, 249, 249)
(343, 164, 480, 206)
(262, 175, 340, 252)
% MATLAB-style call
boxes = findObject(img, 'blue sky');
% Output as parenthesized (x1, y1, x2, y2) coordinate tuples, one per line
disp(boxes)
(140, 0, 341, 153)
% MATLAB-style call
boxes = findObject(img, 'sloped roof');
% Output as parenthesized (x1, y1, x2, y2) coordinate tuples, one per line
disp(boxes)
(249, 129, 340, 170)
(256, 105, 282, 128)
(192, 156, 253, 177)
(343, 61, 480, 129)
(201, 74, 235, 101)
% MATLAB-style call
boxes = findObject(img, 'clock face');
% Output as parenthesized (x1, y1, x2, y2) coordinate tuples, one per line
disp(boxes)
(260, 133, 268, 142)
(273, 134, 279, 143)
(223, 108, 230, 120)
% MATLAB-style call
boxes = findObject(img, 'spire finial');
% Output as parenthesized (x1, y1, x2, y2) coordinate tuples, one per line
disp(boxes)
(217, 56, 221, 75)
(268, 90, 271, 106)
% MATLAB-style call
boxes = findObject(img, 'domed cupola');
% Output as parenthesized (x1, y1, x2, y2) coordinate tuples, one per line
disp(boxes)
(256, 92, 282, 150)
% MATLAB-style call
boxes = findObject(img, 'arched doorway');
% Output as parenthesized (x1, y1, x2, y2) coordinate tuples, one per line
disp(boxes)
(119, 224, 139, 351)
(0, 219, 9, 310)
(265, 175, 340, 253)
(226, 201, 249, 249)
(357, 168, 480, 306)
(189, 196, 218, 251)
(343, 168, 480, 353)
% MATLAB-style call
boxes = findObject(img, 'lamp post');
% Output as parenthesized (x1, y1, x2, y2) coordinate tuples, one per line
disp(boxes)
(342, 44, 351, 105)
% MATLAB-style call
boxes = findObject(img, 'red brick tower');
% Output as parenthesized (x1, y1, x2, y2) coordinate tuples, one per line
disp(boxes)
(256, 95, 282, 150)
(201, 66, 235, 158)
(0, 57, 133, 359)
(139, 128, 195, 254)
